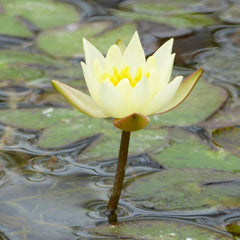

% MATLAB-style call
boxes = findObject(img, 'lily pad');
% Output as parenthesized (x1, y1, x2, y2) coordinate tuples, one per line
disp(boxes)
(199, 106, 240, 129)
(0, 50, 59, 66)
(0, 63, 43, 82)
(149, 80, 228, 127)
(149, 127, 240, 172)
(79, 128, 168, 162)
(37, 21, 112, 58)
(195, 48, 240, 85)
(0, 107, 114, 149)
(87, 220, 230, 240)
(123, 168, 240, 210)
(113, 0, 216, 28)
(212, 127, 240, 158)
(0, 15, 32, 37)
(1, 0, 80, 29)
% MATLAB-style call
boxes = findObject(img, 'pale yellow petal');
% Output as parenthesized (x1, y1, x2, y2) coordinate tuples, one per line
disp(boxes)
(115, 78, 132, 101)
(129, 77, 151, 113)
(81, 62, 100, 103)
(155, 68, 203, 114)
(142, 76, 183, 115)
(98, 82, 131, 118)
(105, 44, 125, 73)
(83, 38, 105, 68)
(157, 53, 175, 90)
(153, 38, 174, 68)
(51, 80, 108, 118)
(123, 32, 146, 75)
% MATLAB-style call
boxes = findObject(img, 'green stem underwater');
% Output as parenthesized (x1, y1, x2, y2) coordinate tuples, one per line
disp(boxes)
(107, 130, 131, 213)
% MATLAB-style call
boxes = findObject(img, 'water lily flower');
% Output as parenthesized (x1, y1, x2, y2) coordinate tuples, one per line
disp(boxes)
(52, 32, 203, 131)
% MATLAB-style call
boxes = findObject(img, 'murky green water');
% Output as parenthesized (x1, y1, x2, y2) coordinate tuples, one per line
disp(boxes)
(0, 0, 240, 239)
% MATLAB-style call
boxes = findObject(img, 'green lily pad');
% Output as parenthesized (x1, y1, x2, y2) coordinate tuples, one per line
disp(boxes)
(1, 0, 80, 29)
(0, 63, 43, 82)
(0, 50, 59, 66)
(123, 168, 240, 210)
(149, 127, 240, 172)
(199, 106, 240, 129)
(212, 127, 240, 158)
(0, 15, 32, 37)
(113, 10, 214, 28)
(87, 220, 230, 240)
(195, 48, 240, 85)
(37, 23, 135, 58)
(80, 128, 168, 162)
(0, 108, 114, 149)
(37, 21, 112, 58)
(113, 0, 216, 28)
(149, 80, 228, 127)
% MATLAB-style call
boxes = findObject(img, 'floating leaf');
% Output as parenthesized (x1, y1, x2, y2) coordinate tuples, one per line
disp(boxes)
(37, 23, 135, 58)
(1, 0, 80, 29)
(37, 22, 112, 58)
(123, 168, 240, 210)
(0, 15, 32, 37)
(150, 127, 240, 172)
(87, 220, 230, 240)
(212, 127, 240, 158)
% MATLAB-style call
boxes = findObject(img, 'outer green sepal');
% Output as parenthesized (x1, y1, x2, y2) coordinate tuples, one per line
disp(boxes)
(113, 113, 150, 132)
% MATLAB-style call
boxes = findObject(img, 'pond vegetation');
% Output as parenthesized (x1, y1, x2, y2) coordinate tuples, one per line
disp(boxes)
(0, 0, 240, 239)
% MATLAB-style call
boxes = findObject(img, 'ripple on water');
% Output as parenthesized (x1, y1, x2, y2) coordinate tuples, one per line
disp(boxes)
(30, 155, 70, 175)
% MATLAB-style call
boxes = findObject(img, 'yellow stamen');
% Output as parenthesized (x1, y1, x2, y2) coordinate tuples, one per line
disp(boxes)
(101, 66, 150, 87)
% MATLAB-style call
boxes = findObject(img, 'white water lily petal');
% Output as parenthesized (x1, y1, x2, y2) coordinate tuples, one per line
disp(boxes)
(143, 76, 183, 115)
(83, 38, 105, 68)
(105, 44, 125, 73)
(51, 80, 108, 118)
(129, 77, 151, 113)
(93, 59, 105, 82)
(157, 53, 176, 90)
(98, 81, 130, 118)
(147, 70, 158, 97)
(156, 68, 203, 114)
(123, 32, 146, 75)
(143, 56, 157, 73)
(81, 62, 100, 103)
(153, 38, 174, 68)
(115, 78, 132, 101)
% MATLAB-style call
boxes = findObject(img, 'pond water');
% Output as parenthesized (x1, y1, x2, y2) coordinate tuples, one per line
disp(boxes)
(0, 0, 240, 239)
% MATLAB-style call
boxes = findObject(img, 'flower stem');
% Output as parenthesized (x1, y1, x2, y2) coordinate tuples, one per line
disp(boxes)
(107, 130, 131, 213)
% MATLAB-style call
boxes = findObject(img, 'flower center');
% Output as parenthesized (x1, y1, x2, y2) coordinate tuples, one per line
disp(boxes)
(101, 66, 149, 88)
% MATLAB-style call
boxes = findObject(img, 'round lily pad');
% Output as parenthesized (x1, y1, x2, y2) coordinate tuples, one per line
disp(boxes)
(37, 21, 112, 58)
(79, 128, 168, 162)
(0, 63, 43, 82)
(1, 0, 80, 29)
(113, 0, 215, 28)
(0, 50, 58, 66)
(123, 168, 240, 210)
(195, 48, 240, 86)
(149, 80, 228, 127)
(212, 127, 240, 158)
(199, 106, 240, 129)
(0, 15, 32, 37)
(149, 127, 240, 172)
(87, 219, 230, 240)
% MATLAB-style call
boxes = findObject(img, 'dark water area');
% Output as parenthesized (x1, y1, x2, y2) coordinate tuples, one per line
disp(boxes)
(0, 0, 240, 239)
